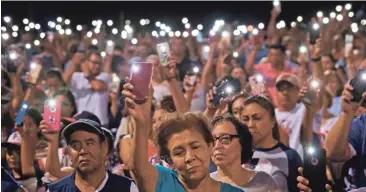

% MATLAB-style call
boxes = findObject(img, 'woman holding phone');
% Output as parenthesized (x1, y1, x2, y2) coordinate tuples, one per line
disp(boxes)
(122, 80, 243, 191)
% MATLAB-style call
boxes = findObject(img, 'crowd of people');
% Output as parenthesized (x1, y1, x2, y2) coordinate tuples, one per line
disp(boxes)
(1, 2, 366, 192)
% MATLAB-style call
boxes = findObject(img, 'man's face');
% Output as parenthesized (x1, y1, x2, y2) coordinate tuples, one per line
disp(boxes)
(276, 81, 300, 110)
(268, 49, 285, 67)
(171, 38, 186, 55)
(87, 54, 102, 76)
(68, 131, 107, 174)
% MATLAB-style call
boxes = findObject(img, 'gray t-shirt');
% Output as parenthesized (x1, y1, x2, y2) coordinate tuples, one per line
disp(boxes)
(210, 171, 280, 192)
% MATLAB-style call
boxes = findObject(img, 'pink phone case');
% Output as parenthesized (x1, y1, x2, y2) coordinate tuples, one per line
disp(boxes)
(43, 99, 61, 132)
(130, 62, 153, 103)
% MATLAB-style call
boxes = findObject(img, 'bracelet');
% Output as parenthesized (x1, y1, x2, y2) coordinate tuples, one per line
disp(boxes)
(311, 57, 321, 62)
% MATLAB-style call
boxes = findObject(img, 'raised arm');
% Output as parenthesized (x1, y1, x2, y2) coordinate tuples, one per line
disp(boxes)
(122, 78, 158, 192)
(63, 52, 84, 85)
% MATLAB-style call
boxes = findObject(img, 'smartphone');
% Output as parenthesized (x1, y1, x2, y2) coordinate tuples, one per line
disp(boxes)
(223, 54, 233, 65)
(349, 68, 366, 106)
(344, 34, 354, 58)
(43, 99, 61, 132)
(196, 32, 203, 43)
(273, 0, 281, 13)
(303, 147, 328, 192)
(213, 77, 241, 105)
(309, 30, 320, 45)
(106, 40, 115, 55)
(202, 45, 210, 60)
(302, 77, 321, 105)
(110, 73, 121, 94)
(186, 66, 200, 86)
(249, 74, 266, 96)
(15, 101, 29, 126)
(130, 62, 153, 104)
(157, 43, 170, 67)
(29, 62, 42, 84)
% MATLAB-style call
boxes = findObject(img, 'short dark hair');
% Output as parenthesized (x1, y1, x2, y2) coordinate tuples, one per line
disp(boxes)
(268, 44, 286, 53)
(211, 114, 253, 164)
(155, 112, 214, 163)
(321, 53, 337, 64)
(87, 50, 101, 60)
(243, 96, 280, 141)
(228, 91, 250, 114)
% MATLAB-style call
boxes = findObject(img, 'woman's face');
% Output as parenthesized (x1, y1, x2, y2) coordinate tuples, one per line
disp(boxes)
(242, 103, 275, 147)
(231, 97, 245, 120)
(211, 121, 242, 167)
(167, 129, 212, 182)
(152, 109, 168, 135)
(56, 95, 73, 118)
(326, 73, 341, 95)
(321, 56, 335, 71)
(6, 148, 21, 170)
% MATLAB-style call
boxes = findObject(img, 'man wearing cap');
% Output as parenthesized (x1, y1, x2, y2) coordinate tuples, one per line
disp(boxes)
(274, 73, 320, 160)
(47, 119, 138, 192)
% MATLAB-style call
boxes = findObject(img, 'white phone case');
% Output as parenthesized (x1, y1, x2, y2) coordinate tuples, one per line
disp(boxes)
(157, 43, 170, 66)
(29, 63, 42, 84)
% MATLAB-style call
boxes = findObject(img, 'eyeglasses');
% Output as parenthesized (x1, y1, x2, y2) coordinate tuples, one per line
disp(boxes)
(89, 59, 101, 65)
(213, 134, 240, 145)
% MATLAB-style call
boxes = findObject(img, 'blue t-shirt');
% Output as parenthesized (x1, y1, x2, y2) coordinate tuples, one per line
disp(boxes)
(155, 165, 244, 192)
(240, 46, 268, 67)
(1, 167, 20, 192)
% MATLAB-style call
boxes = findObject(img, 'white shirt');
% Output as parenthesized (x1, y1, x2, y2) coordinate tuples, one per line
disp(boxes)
(152, 84, 171, 104)
(71, 72, 111, 125)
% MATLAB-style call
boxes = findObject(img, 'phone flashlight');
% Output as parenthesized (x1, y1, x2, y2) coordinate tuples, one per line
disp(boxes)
(30, 62, 38, 69)
(273, 0, 280, 6)
(132, 65, 140, 73)
(222, 31, 229, 37)
(362, 72, 366, 81)
(299, 45, 307, 53)
(307, 147, 315, 154)
(353, 49, 360, 55)
(22, 103, 28, 109)
(193, 66, 200, 74)
(225, 85, 233, 94)
(255, 74, 264, 82)
(112, 73, 120, 82)
(310, 80, 320, 89)
(48, 99, 56, 107)
(9, 51, 18, 60)
(204, 46, 210, 52)
(312, 23, 320, 30)
(233, 52, 239, 58)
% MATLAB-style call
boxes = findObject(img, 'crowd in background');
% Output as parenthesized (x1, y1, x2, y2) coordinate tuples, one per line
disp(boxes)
(1, 2, 366, 192)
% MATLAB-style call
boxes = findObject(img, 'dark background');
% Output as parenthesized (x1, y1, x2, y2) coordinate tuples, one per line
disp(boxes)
(2, 1, 365, 32)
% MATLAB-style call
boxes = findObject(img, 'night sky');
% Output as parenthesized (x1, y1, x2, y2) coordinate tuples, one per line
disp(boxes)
(2, 1, 365, 31)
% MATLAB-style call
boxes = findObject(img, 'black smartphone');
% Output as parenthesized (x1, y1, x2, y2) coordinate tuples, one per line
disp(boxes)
(302, 77, 322, 105)
(213, 77, 241, 105)
(349, 68, 366, 107)
(309, 30, 320, 45)
(303, 147, 328, 192)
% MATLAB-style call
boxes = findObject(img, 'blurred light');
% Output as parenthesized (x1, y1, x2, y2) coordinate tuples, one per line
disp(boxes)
(233, 29, 240, 36)
(276, 23, 282, 29)
(193, 66, 200, 73)
(155, 21, 161, 27)
(252, 28, 259, 35)
(92, 39, 98, 45)
(291, 22, 296, 27)
(12, 25, 18, 31)
(238, 25, 247, 33)
(1, 26, 6, 32)
(57, 17, 63, 23)
(131, 38, 138, 45)
(168, 31, 174, 37)
(152, 30, 158, 36)
(48, 21, 56, 28)
(23, 18, 29, 25)
(351, 23, 358, 28)
(204, 46, 210, 52)
(4, 16, 11, 23)
(219, 20, 225, 26)
(307, 147, 315, 154)
(222, 30, 229, 37)
(12, 32, 18, 38)
(59, 29, 65, 35)
(101, 51, 106, 57)
(92, 20, 97, 26)
(313, 23, 320, 30)
(66, 28, 72, 35)
(197, 24, 203, 30)
(213, 25, 220, 32)
(87, 31, 92, 38)
(106, 40, 113, 47)
(34, 40, 40, 46)
(35, 24, 41, 30)
(140, 19, 146, 26)
(279, 21, 285, 28)
(2, 33, 9, 40)
(336, 14, 343, 21)
(25, 26, 30, 31)
(233, 52, 239, 58)
(175, 31, 181, 37)
(97, 20, 102, 26)
(317, 11, 323, 18)
(76, 25, 82, 31)
(56, 24, 62, 30)
(107, 20, 113, 26)
(65, 19, 70, 25)
(209, 30, 216, 36)
(348, 12, 354, 17)
(160, 31, 166, 36)
(299, 45, 307, 53)
(94, 28, 100, 34)
(345, 3, 352, 11)
(185, 23, 191, 29)
(112, 28, 118, 35)
(40, 32, 45, 38)
(145, 19, 150, 25)
(192, 29, 199, 36)
(258, 23, 265, 29)
(121, 30, 128, 39)
(25, 43, 31, 49)
(330, 12, 336, 18)
(297, 16, 303, 22)
(125, 25, 133, 33)
(273, 0, 280, 6)
(160, 24, 166, 30)
(352, 26, 359, 33)
(29, 22, 35, 29)
(323, 17, 329, 24)
(165, 26, 171, 33)
(125, 20, 131, 25)
(361, 19, 366, 25)
(183, 31, 189, 38)
(182, 17, 188, 24)
(336, 5, 342, 12)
